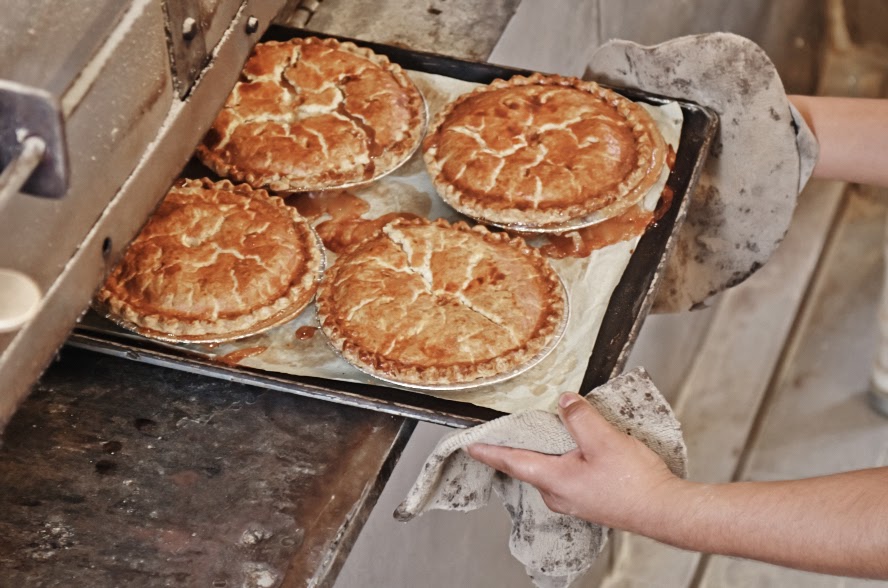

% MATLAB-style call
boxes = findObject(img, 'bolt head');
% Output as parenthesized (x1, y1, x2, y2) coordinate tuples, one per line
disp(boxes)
(182, 17, 198, 40)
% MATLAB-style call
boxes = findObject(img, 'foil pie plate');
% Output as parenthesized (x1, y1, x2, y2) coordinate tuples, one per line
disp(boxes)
(454, 199, 644, 234)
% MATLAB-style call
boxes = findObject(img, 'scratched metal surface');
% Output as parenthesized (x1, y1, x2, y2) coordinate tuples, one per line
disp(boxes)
(0, 347, 414, 587)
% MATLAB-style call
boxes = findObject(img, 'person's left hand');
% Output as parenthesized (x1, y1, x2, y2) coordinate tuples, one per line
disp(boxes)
(467, 392, 686, 532)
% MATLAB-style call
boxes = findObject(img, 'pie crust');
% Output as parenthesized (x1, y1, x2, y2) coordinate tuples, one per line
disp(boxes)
(197, 37, 427, 192)
(316, 217, 567, 386)
(96, 178, 324, 342)
(422, 73, 667, 226)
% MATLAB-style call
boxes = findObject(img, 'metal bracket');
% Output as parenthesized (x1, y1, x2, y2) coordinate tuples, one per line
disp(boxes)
(162, 0, 209, 99)
(278, 0, 323, 27)
(0, 80, 67, 199)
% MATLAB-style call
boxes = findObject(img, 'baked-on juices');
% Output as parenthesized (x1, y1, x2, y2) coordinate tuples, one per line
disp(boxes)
(292, 190, 418, 253)
(540, 145, 677, 259)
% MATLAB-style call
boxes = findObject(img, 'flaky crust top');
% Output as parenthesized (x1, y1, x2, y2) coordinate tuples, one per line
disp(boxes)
(316, 217, 566, 385)
(97, 178, 324, 342)
(198, 37, 427, 192)
(423, 73, 666, 225)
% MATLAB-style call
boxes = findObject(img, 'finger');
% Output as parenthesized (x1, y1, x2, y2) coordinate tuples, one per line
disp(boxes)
(466, 443, 557, 487)
(557, 392, 622, 457)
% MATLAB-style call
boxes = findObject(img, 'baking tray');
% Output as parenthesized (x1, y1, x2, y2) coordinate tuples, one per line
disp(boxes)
(66, 27, 718, 428)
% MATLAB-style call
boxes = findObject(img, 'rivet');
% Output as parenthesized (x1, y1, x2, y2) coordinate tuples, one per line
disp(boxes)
(182, 17, 198, 40)
(246, 16, 259, 34)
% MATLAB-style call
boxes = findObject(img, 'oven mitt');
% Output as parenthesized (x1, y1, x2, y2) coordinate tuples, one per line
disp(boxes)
(394, 368, 687, 588)
(585, 32, 819, 312)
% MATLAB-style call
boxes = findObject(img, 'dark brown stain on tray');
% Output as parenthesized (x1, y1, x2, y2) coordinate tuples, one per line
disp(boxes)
(295, 326, 318, 341)
(538, 206, 652, 258)
(319, 211, 420, 253)
(538, 180, 675, 259)
(292, 190, 369, 220)
(666, 144, 676, 170)
(291, 189, 419, 253)
(216, 346, 267, 365)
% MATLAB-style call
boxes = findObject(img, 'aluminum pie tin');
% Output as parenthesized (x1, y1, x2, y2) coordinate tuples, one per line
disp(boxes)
(319, 272, 571, 392)
(436, 147, 667, 235)
(442, 189, 647, 235)
(94, 226, 327, 346)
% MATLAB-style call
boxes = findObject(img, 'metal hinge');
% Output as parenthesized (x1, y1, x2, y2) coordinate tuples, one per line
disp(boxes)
(0, 80, 67, 202)
(162, 0, 210, 99)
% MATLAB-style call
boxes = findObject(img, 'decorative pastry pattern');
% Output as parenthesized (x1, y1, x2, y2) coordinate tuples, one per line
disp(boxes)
(97, 178, 324, 342)
(198, 37, 426, 192)
(423, 73, 666, 226)
(316, 217, 567, 386)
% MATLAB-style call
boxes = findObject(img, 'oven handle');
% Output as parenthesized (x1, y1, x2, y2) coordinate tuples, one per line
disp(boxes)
(0, 134, 46, 211)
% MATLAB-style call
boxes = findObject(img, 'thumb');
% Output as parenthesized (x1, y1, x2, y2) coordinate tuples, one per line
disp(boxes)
(557, 392, 620, 457)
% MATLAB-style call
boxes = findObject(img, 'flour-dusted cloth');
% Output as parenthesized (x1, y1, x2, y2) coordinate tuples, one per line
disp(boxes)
(395, 368, 687, 587)
(585, 32, 819, 312)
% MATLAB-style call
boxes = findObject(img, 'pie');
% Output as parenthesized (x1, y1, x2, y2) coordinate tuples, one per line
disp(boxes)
(197, 36, 427, 192)
(316, 217, 567, 386)
(96, 178, 324, 342)
(422, 73, 667, 226)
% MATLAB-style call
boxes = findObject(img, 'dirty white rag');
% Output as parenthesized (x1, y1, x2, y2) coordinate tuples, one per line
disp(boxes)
(395, 32, 820, 587)
(586, 32, 819, 312)
(395, 368, 687, 587)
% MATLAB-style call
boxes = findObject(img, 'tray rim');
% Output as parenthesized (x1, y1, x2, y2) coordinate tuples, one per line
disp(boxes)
(68, 27, 719, 428)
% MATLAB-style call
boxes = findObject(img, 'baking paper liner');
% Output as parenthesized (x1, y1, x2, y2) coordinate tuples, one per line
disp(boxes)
(184, 71, 683, 414)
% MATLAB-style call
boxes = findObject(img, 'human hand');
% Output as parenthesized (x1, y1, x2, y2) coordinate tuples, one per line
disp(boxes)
(467, 392, 687, 532)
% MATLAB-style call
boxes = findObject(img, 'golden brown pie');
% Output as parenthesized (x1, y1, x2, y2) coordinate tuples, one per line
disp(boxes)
(316, 217, 567, 386)
(423, 73, 667, 226)
(96, 178, 324, 343)
(197, 37, 427, 192)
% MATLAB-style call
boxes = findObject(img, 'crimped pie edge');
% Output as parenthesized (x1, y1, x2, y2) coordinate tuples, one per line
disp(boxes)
(315, 217, 567, 386)
(422, 72, 667, 226)
(196, 36, 428, 193)
(96, 178, 325, 342)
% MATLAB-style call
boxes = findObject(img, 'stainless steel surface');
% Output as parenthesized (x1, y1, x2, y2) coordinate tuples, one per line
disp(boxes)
(0, 348, 415, 587)
(0, 0, 130, 98)
(283, 0, 521, 62)
(68, 326, 487, 428)
(167, 7, 201, 95)
(0, 0, 288, 430)
(163, 0, 247, 98)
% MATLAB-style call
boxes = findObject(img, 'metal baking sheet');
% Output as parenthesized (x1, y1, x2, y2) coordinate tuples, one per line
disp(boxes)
(67, 27, 718, 428)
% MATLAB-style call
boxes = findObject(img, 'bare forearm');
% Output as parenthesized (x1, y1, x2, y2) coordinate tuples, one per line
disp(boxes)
(469, 397, 888, 579)
(642, 467, 888, 578)
(789, 95, 888, 188)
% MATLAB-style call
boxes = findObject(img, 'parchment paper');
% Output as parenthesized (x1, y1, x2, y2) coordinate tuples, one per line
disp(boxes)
(190, 71, 683, 414)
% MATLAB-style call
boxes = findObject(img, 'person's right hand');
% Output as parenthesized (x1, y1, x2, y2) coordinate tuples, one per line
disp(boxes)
(467, 392, 690, 532)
